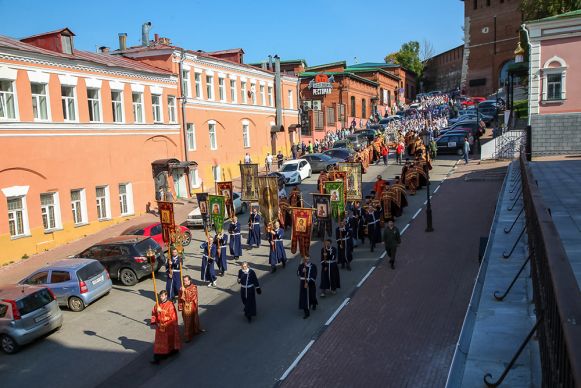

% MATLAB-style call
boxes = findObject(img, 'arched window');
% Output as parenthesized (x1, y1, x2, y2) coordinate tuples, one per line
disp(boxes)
(541, 56, 567, 102)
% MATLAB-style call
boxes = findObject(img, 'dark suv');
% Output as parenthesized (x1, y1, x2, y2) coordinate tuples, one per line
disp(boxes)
(77, 236, 163, 286)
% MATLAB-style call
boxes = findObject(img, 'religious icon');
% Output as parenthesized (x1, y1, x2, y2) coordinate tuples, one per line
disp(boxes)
(199, 201, 208, 214)
(330, 189, 339, 202)
(222, 189, 230, 199)
(161, 209, 171, 224)
(317, 203, 328, 218)
(296, 217, 307, 233)
(212, 203, 221, 215)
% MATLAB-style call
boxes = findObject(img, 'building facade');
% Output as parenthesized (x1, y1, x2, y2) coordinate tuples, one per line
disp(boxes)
(0, 29, 180, 263)
(423, 45, 464, 92)
(524, 10, 581, 156)
(461, 0, 522, 97)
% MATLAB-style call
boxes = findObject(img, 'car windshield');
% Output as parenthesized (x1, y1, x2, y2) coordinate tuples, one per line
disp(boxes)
(135, 238, 161, 255)
(318, 154, 332, 161)
(77, 261, 105, 281)
(17, 289, 53, 316)
(281, 164, 298, 172)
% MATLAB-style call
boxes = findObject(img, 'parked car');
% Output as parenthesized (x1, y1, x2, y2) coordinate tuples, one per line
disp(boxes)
(355, 129, 379, 142)
(279, 159, 312, 185)
(186, 191, 247, 228)
(76, 236, 163, 286)
(122, 222, 192, 250)
(449, 112, 493, 126)
(19, 259, 112, 312)
(436, 133, 470, 155)
(0, 284, 63, 354)
(471, 96, 487, 105)
(322, 148, 356, 162)
(345, 134, 369, 151)
(333, 140, 353, 150)
(301, 153, 341, 173)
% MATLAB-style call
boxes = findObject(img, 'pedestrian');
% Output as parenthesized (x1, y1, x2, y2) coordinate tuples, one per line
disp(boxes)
(215, 231, 228, 276)
(381, 144, 389, 166)
(365, 204, 382, 253)
(291, 144, 297, 159)
(228, 215, 242, 260)
(244, 153, 251, 164)
(165, 247, 182, 300)
(200, 237, 217, 287)
(383, 220, 401, 269)
(320, 239, 340, 297)
(336, 220, 353, 270)
(247, 208, 261, 249)
(276, 150, 284, 169)
(267, 221, 287, 272)
(237, 262, 261, 323)
(463, 137, 470, 164)
(297, 256, 317, 319)
(265, 153, 273, 172)
(429, 139, 437, 160)
(396, 141, 404, 164)
(150, 290, 181, 364)
(308, 141, 313, 154)
(178, 275, 204, 342)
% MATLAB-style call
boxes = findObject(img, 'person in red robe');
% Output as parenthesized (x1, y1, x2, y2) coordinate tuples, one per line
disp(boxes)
(150, 290, 181, 364)
(178, 275, 204, 343)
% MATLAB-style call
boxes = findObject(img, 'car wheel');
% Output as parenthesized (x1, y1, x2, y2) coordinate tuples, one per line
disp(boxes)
(0, 334, 19, 354)
(68, 296, 85, 312)
(241, 202, 248, 214)
(182, 231, 192, 246)
(120, 268, 138, 286)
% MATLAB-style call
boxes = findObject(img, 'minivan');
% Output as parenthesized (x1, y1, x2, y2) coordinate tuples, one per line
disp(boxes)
(0, 284, 63, 354)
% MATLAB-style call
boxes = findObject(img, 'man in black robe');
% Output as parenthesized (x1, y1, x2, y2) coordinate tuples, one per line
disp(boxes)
(320, 240, 340, 296)
(237, 262, 261, 322)
(297, 256, 317, 319)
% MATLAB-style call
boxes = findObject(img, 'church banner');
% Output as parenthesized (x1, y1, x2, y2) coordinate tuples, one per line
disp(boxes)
(312, 193, 331, 222)
(325, 180, 345, 221)
(208, 195, 226, 232)
(195, 192, 209, 227)
(290, 207, 313, 258)
(240, 163, 259, 201)
(256, 176, 279, 225)
(215, 181, 234, 219)
(338, 162, 363, 201)
(157, 201, 175, 244)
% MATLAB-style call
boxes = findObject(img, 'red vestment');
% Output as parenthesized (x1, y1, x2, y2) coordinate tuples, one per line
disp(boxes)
(178, 284, 202, 342)
(151, 301, 181, 354)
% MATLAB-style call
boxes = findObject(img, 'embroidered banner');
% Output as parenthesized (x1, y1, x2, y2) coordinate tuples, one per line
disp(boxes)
(157, 201, 175, 243)
(312, 193, 331, 221)
(215, 181, 234, 219)
(256, 176, 279, 225)
(325, 180, 345, 221)
(338, 162, 363, 201)
(208, 195, 226, 232)
(195, 192, 209, 227)
(240, 163, 259, 201)
(290, 207, 313, 258)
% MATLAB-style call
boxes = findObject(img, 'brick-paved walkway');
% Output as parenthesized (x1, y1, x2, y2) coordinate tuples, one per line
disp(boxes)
(282, 160, 508, 388)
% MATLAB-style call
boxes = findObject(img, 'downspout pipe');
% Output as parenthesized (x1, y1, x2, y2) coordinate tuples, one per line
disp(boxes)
(178, 49, 192, 196)
(521, 24, 532, 127)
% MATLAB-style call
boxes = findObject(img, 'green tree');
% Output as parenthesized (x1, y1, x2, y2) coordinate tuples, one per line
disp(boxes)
(384, 41, 424, 78)
(521, 0, 581, 21)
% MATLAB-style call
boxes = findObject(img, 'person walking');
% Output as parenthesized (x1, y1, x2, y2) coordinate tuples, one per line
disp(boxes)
(463, 137, 470, 164)
(276, 150, 284, 170)
(200, 237, 217, 287)
(320, 239, 340, 296)
(178, 275, 204, 342)
(265, 153, 273, 172)
(297, 256, 318, 319)
(237, 262, 261, 323)
(150, 290, 181, 364)
(382, 220, 401, 269)
(228, 216, 242, 260)
(267, 221, 287, 273)
(396, 141, 404, 164)
(165, 247, 182, 300)
(244, 153, 251, 164)
(381, 144, 389, 166)
(247, 208, 262, 249)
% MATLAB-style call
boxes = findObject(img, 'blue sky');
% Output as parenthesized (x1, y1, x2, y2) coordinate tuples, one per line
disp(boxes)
(0, 0, 464, 66)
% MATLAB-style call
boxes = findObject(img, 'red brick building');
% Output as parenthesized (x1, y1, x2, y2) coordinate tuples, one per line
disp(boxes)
(461, 0, 522, 96)
(423, 45, 464, 92)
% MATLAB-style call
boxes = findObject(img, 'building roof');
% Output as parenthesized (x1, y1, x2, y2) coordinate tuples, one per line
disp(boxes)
(528, 9, 581, 23)
(348, 62, 400, 69)
(0, 34, 173, 76)
(20, 27, 75, 40)
(304, 61, 346, 71)
(205, 48, 245, 55)
(344, 67, 401, 80)
(299, 71, 379, 87)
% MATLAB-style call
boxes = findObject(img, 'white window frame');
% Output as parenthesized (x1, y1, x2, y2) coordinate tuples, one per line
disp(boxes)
(541, 56, 567, 102)
(40, 192, 62, 232)
(186, 123, 196, 151)
(288, 89, 294, 109)
(151, 93, 163, 123)
(267, 85, 273, 107)
(71, 188, 88, 226)
(206, 75, 214, 100)
(111, 90, 124, 123)
(189, 168, 201, 189)
(218, 77, 225, 102)
(241, 82, 247, 104)
(167, 95, 177, 123)
(230, 79, 237, 103)
(31, 82, 50, 121)
(87, 87, 102, 122)
(194, 72, 202, 98)
(118, 183, 134, 216)
(250, 82, 256, 105)
(208, 120, 218, 150)
(0, 78, 18, 121)
(61, 85, 77, 122)
(242, 120, 250, 148)
(260, 84, 266, 106)
(132, 92, 144, 123)
(96, 185, 111, 221)
(7, 196, 30, 238)
(182, 69, 191, 98)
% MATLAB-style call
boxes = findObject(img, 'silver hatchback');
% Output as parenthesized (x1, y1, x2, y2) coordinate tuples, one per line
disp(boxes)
(19, 259, 112, 312)
(0, 285, 63, 354)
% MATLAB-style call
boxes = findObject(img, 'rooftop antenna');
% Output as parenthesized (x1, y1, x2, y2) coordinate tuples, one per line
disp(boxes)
(353, 56, 359, 64)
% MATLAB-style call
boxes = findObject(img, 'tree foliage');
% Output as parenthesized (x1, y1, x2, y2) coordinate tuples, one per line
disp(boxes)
(384, 40, 425, 78)
(521, 0, 581, 21)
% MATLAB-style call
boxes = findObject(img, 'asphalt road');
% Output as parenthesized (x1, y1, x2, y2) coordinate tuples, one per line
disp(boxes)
(0, 155, 459, 388)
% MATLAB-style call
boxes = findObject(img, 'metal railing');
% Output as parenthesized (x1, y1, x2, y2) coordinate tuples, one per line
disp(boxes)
(520, 153, 581, 387)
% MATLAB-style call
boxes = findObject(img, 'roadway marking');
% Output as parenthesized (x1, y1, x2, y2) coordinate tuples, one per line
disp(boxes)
(357, 266, 376, 288)
(412, 208, 422, 220)
(423, 200, 427, 205)
(380, 251, 387, 259)
(434, 185, 440, 193)
(280, 340, 315, 380)
(401, 224, 410, 235)
(325, 298, 350, 326)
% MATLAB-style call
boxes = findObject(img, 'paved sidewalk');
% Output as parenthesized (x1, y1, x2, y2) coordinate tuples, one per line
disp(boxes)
(281, 160, 508, 388)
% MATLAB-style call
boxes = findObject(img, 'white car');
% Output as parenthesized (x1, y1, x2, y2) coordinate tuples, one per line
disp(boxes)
(279, 159, 312, 185)
(186, 192, 247, 227)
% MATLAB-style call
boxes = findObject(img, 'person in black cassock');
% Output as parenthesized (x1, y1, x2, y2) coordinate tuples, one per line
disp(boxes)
(336, 220, 353, 270)
(297, 256, 317, 319)
(237, 262, 261, 323)
(320, 239, 340, 297)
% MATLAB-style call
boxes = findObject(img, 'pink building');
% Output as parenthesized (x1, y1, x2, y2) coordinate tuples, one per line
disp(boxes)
(525, 10, 581, 156)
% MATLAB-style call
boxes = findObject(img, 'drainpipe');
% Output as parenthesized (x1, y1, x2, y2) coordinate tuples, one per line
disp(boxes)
(274, 55, 283, 154)
(178, 49, 191, 196)
(521, 24, 532, 127)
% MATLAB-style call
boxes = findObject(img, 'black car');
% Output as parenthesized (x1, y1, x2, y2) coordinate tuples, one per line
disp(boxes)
(354, 129, 378, 142)
(333, 140, 353, 150)
(322, 148, 356, 162)
(436, 134, 468, 156)
(301, 153, 342, 173)
(345, 134, 368, 151)
(77, 236, 163, 286)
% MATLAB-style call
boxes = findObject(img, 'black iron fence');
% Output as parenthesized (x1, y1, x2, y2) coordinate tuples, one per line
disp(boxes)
(520, 154, 581, 387)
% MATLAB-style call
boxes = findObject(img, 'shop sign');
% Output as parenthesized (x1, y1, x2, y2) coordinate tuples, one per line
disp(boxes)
(308, 73, 335, 95)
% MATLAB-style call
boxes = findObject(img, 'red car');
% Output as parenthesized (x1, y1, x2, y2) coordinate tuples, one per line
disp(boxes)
(121, 222, 192, 250)
(471, 96, 486, 104)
